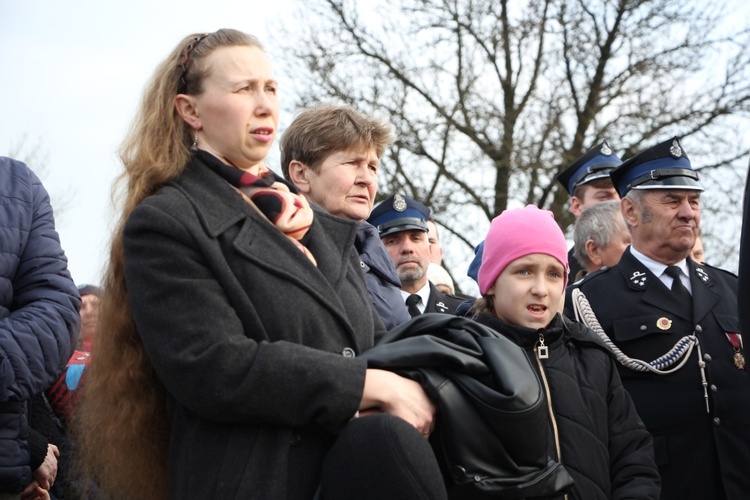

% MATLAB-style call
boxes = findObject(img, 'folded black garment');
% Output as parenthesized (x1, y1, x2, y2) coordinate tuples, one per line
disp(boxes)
(361, 313, 574, 499)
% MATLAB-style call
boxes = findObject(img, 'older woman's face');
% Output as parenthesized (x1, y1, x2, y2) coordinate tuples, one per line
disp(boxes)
(191, 45, 279, 172)
(304, 148, 379, 221)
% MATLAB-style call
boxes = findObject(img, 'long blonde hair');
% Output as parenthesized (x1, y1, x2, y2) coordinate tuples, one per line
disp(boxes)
(76, 29, 263, 500)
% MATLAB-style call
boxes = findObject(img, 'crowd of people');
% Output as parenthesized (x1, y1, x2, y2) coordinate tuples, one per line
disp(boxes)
(1, 27, 748, 500)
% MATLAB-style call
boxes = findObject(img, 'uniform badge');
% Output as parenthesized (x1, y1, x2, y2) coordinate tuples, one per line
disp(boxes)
(726, 333, 745, 370)
(695, 266, 710, 284)
(630, 271, 647, 287)
(435, 301, 448, 313)
(393, 194, 407, 212)
(669, 138, 683, 158)
(657, 317, 672, 330)
(600, 142, 613, 156)
(734, 352, 746, 370)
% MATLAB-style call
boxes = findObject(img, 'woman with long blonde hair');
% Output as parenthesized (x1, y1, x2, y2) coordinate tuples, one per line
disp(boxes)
(77, 29, 446, 500)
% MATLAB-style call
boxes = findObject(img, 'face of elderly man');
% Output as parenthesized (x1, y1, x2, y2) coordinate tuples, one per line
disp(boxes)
(622, 189, 701, 265)
(584, 216, 631, 273)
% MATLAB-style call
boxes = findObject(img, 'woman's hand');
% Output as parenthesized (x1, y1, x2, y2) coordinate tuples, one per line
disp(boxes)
(32, 443, 59, 490)
(21, 481, 52, 500)
(360, 369, 436, 437)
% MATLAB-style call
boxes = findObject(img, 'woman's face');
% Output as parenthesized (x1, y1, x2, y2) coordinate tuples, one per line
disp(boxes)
(302, 148, 379, 221)
(487, 253, 565, 329)
(190, 45, 279, 172)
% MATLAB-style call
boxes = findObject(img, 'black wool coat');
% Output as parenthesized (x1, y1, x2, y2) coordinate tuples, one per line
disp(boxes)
(565, 247, 750, 500)
(123, 155, 382, 499)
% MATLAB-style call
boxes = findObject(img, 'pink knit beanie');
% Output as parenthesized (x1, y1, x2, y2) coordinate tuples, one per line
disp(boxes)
(478, 205, 569, 295)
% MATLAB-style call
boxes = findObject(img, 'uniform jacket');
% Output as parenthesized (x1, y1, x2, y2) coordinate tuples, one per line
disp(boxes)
(425, 282, 465, 315)
(565, 247, 750, 500)
(123, 155, 381, 499)
(474, 313, 660, 500)
(0, 157, 79, 493)
(739, 170, 750, 335)
(355, 221, 410, 330)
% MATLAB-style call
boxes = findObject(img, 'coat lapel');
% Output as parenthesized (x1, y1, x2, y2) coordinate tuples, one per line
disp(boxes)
(173, 159, 365, 342)
(689, 259, 720, 324)
(425, 282, 451, 314)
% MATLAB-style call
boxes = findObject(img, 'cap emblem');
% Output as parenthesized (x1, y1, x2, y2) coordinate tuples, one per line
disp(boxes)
(601, 142, 613, 156)
(669, 139, 683, 158)
(393, 194, 407, 212)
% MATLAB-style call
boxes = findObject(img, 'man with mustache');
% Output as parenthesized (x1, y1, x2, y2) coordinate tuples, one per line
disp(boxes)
(368, 194, 464, 317)
(565, 137, 750, 500)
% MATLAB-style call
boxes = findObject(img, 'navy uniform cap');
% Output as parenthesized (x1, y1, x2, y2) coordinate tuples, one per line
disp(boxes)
(367, 193, 430, 237)
(609, 136, 704, 198)
(557, 140, 622, 196)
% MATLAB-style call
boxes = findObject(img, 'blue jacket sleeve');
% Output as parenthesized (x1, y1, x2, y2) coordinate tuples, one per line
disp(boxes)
(0, 158, 80, 492)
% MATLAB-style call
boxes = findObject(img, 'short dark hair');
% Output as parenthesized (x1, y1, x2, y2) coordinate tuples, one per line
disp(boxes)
(280, 105, 394, 180)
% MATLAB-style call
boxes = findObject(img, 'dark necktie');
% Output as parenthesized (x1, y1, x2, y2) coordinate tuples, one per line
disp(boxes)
(665, 266, 693, 314)
(406, 294, 422, 318)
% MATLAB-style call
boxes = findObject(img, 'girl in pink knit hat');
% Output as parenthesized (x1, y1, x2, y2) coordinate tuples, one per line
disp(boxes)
(470, 205, 660, 499)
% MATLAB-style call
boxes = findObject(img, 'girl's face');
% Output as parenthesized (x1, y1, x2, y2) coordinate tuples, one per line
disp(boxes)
(487, 253, 565, 329)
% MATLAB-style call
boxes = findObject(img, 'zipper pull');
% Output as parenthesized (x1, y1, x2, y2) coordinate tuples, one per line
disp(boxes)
(537, 334, 549, 359)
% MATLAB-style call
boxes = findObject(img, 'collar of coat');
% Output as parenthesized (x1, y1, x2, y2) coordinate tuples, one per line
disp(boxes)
(169, 155, 364, 305)
(616, 247, 720, 322)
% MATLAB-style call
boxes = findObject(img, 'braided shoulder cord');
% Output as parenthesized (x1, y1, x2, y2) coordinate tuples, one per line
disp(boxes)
(571, 288, 700, 374)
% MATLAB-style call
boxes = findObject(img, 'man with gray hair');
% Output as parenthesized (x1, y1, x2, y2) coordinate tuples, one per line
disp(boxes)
(572, 200, 631, 279)
(565, 137, 749, 500)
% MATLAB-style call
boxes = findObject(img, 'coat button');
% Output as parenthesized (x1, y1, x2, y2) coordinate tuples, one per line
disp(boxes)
(341, 347, 356, 358)
(703, 353, 712, 363)
(640, 325, 647, 331)
(710, 384, 718, 393)
(713, 417, 721, 426)
(290, 432, 302, 446)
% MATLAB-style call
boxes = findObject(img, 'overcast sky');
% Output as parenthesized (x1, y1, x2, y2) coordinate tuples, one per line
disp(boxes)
(0, 0, 296, 286)
(2, 1, 748, 290)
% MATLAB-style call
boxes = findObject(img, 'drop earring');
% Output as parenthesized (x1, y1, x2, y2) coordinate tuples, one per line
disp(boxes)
(191, 128, 199, 151)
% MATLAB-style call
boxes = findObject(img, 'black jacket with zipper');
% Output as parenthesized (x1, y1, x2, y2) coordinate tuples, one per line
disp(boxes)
(473, 312, 660, 500)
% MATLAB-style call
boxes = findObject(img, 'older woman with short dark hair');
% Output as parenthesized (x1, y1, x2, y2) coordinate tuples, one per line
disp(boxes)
(282, 104, 410, 330)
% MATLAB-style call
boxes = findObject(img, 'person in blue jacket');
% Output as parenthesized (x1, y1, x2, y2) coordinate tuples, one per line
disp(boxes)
(0, 156, 80, 499)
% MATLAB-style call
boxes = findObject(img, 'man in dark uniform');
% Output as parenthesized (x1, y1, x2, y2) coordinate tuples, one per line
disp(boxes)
(565, 137, 750, 500)
(739, 159, 750, 335)
(557, 141, 622, 279)
(368, 194, 464, 316)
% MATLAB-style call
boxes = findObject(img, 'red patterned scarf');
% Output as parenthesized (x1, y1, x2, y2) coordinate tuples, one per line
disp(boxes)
(198, 150, 316, 265)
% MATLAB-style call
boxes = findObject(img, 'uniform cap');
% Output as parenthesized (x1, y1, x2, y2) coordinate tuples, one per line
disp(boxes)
(557, 140, 621, 196)
(367, 193, 430, 237)
(609, 136, 704, 198)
